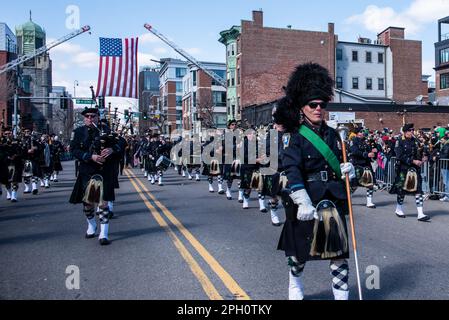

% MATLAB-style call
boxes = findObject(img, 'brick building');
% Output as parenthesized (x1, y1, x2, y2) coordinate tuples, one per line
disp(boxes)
(220, 10, 336, 120)
(182, 62, 227, 132)
(138, 67, 160, 133)
(435, 16, 449, 105)
(220, 10, 424, 120)
(0, 23, 17, 129)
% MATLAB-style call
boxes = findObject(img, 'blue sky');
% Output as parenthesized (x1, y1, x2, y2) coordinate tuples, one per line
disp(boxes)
(1, 0, 448, 106)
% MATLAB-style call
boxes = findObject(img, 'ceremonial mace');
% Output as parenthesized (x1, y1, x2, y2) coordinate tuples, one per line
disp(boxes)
(337, 125, 363, 301)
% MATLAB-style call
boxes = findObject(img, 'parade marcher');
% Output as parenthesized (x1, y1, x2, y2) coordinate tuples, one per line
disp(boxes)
(349, 127, 377, 208)
(3, 127, 24, 202)
(0, 129, 12, 198)
(21, 128, 43, 194)
(202, 128, 225, 194)
(277, 63, 355, 300)
(50, 136, 64, 182)
(389, 123, 431, 222)
(222, 120, 240, 200)
(239, 127, 261, 210)
(39, 134, 53, 189)
(69, 107, 122, 246)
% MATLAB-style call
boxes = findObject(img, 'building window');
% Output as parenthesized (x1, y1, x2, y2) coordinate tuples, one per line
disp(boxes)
(237, 68, 241, 85)
(352, 51, 358, 62)
(176, 96, 183, 107)
(192, 71, 197, 86)
(231, 44, 235, 56)
(440, 48, 449, 64)
(227, 71, 230, 87)
(378, 52, 384, 64)
(193, 92, 197, 107)
(211, 69, 226, 86)
(366, 78, 372, 90)
(176, 82, 183, 92)
(366, 52, 372, 63)
(441, 73, 449, 89)
(378, 78, 385, 90)
(176, 68, 186, 78)
(230, 70, 236, 87)
(212, 91, 226, 106)
(352, 77, 359, 89)
(336, 77, 343, 89)
(336, 48, 343, 61)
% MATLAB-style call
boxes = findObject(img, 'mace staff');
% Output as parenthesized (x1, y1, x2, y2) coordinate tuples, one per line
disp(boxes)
(337, 125, 363, 301)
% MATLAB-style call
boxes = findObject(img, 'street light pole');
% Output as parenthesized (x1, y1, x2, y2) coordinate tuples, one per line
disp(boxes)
(13, 91, 18, 138)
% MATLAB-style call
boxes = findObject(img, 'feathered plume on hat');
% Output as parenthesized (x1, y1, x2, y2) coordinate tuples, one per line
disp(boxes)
(284, 63, 334, 109)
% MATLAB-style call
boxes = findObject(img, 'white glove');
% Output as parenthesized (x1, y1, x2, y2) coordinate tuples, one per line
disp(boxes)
(340, 162, 356, 180)
(290, 190, 317, 221)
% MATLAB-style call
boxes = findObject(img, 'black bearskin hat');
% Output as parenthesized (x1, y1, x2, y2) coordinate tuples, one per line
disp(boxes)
(403, 123, 414, 132)
(272, 97, 301, 133)
(284, 63, 334, 108)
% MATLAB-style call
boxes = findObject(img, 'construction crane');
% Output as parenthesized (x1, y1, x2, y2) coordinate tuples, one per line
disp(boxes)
(0, 25, 91, 75)
(144, 23, 226, 88)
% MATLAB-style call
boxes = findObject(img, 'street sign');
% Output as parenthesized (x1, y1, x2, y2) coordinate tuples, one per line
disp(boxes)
(76, 99, 95, 104)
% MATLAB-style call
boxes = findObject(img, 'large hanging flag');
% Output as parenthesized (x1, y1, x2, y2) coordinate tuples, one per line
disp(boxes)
(96, 37, 139, 99)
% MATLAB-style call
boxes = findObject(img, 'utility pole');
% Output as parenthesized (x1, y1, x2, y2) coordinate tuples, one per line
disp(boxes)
(13, 91, 18, 138)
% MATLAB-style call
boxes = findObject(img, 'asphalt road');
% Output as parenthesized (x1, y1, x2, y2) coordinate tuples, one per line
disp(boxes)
(1, 161, 448, 300)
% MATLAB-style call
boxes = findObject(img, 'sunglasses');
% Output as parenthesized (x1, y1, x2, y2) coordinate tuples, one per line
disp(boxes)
(307, 101, 328, 109)
(84, 114, 97, 119)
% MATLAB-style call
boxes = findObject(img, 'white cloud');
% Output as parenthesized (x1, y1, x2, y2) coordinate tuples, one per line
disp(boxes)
(345, 0, 449, 35)
(139, 32, 160, 44)
(153, 47, 168, 54)
(138, 52, 158, 67)
(72, 52, 98, 68)
(422, 59, 436, 81)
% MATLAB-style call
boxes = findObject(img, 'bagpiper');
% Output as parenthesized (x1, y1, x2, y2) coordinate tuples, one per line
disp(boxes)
(278, 63, 355, 300)
(389, 123, 431, 222)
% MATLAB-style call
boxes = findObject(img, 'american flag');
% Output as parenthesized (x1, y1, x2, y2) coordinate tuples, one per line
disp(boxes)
(96, 37, 139, 99)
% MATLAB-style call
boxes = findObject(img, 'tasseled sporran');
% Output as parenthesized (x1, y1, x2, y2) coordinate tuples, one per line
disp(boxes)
(310, 201, 348, 259)
(359, 167, 374, 188)
(23, 160, 33, 178)
(82, 175, 104, 206)
(231, 160, 241, 177)
(250, 171, 263, 192)
(279, 174, 289, 190)
(210, 160, 221, 176)
(8, 165, 15, 183)
(403, 168, 418, 193)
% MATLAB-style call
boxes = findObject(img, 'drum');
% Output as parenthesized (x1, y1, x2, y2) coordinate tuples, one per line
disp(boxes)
(156, 156, 172, 172)
(23, 160, 33, 178)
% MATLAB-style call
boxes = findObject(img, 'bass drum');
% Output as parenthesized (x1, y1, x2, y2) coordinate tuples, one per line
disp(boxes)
(156, 156, 172, 172)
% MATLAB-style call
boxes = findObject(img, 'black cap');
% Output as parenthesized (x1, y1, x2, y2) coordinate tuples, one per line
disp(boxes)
(81, 107, 99, 116)
(227, 119, 237, 128)
(353, 126, 364, 134)
(403, 123, 414, 132)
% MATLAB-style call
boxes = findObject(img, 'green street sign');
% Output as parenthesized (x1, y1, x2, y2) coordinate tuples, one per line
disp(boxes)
(76, 99, 95, 104)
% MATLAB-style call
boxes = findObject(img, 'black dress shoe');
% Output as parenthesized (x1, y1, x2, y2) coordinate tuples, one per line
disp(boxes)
(227, 197, 233, 201)
(32, 189, 38, 195)
(218, 191, 225, 195)
(418, 216, 431, 222)
(99, 238, 111, 246)
(85, 233, 96, 239)
(11, 199, 18, 203)
(260, 209, 268, 213)
(272, 222, 284, 227)
(396, 213, 406, 218)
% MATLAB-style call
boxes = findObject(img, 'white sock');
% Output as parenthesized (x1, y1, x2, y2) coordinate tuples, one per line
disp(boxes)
(259, 199, 267, 211)
(40, 180, 45, 187)
(396, 204, 405, 215)
(209, 184, 215, 192)
(289, 272, 304, 300)
(32, 182, 38, 191)
(417, 207, 426, 219)
(367, 196, 374, 206)
(226, 188, 232, 199)
(333, 287, 349, 301)
(11, 191, 17, 201)
(87, 218, 97, 235)
(100, 224, 109, 240)
(271, 207, 282, 225)
(195, 174, 200, 181)
(218, 184, 224, 192)
(158, 176, 163, 184)
(24, 184, 30, 193)
(243, 197, 249, 209)
(238, 190, 244, 201)
(6, 189, 12, 199)
(144, 171, 148, 177)
(108, 201, 114, 213)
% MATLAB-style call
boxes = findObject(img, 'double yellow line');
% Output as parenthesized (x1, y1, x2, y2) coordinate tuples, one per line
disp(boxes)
(124, 169, 250, 301)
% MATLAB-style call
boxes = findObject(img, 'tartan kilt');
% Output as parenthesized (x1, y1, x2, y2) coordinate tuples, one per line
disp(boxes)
(239, 164, 258, 190)
(260, 173, 281, 198)
(202, 163, 223, 177)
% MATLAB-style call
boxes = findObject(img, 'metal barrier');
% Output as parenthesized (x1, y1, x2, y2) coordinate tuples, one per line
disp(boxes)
(375, 157, 396, 191)
(433, 159, 449, 197)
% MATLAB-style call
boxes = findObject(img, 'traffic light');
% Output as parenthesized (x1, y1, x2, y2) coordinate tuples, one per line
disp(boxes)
(60, 93, 68, 110)
(124, 110, 129, 120)
(143, 112, 148, 120)
(98, 96, 105, 109)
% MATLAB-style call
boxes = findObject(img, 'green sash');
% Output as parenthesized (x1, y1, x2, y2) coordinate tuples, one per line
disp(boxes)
(299, 125, 342, 178)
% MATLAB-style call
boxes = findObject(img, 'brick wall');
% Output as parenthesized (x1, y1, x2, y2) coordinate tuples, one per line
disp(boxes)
(239, 12, 336, 109)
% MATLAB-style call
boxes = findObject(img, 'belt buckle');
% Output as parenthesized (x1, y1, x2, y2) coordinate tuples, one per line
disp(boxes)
(320, 171, 328, 182)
